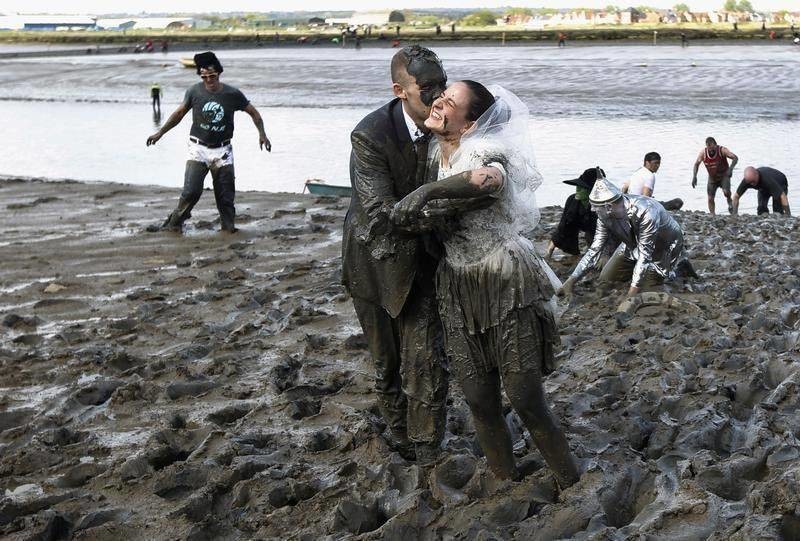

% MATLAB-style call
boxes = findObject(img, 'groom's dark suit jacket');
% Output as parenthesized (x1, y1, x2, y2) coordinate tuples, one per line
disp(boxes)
(342, 98, 436, 318)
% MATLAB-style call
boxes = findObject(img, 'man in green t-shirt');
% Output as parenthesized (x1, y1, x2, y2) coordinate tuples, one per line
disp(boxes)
(146, 51, 271, 232)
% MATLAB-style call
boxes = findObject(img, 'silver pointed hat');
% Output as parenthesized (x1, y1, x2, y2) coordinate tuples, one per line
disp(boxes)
(589, 168, 623, 204)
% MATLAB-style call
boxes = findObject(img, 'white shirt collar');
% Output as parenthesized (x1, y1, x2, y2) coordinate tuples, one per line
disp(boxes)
(401, 104, 425, 142)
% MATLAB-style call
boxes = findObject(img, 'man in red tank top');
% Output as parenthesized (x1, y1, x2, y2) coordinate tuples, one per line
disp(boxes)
(692, 137, 738, 215)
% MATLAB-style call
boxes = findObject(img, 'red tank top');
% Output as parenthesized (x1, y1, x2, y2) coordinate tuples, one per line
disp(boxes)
(703, 147, 729, 176)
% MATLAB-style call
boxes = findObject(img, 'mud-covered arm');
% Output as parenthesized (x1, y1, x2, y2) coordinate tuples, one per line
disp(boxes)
(780, 193, 791, 216)
(630, 212, 659, 289)
(692, 150, 703, 187)
(392, 166, 503, 227)
(350, 130, 405, 239)
(722, 147, 738, 174)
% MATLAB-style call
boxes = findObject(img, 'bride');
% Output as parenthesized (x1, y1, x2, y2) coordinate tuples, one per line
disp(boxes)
(393, 81, 579, 487)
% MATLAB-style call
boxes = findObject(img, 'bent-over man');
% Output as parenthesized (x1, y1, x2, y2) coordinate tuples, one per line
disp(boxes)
(732, 166, 790, 216)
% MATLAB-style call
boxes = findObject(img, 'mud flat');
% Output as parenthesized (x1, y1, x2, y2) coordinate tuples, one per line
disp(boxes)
(1, 177, 799, 540)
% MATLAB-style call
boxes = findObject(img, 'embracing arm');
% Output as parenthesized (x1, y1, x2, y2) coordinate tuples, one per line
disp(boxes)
(351, 130, 405, 239)
(146, 103, 189, 145)
(392, 166, 503, 227)
(244, 103, 271, 151)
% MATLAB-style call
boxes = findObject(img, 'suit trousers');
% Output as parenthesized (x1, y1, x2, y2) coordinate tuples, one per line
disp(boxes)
(351, 264, 448, 445)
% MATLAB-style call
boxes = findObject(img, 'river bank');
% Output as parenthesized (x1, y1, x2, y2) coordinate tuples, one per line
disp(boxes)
(0, 24, 797, 54)
(1, 177, 798, 539)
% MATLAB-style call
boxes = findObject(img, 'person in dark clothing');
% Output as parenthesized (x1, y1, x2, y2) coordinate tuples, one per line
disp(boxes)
(731, 166, 791, 216)
(146, 52, 271, 233)
(150, 82, 162, 114)
(342, 45, 448, 463)
(546, 167, 603, 258)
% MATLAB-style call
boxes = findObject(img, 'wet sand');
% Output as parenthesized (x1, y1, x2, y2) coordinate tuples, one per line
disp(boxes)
(1, 178, 799, 540)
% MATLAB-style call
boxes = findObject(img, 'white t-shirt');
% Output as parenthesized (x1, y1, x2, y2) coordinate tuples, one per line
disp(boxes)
(626, 166, 656, 196)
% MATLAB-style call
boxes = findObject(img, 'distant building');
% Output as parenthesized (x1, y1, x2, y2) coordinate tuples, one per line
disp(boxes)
(95, 17, 194, 31)
(349, 11, 394, 27)
(0, 14, 96, 31)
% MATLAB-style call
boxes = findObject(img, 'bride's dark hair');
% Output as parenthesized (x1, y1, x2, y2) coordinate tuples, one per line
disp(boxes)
(461, 80, 495, 122)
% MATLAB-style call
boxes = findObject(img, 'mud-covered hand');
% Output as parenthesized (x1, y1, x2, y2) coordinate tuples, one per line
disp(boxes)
(556, 277, 575, 299)
(392, 185, 431, 228)
(691, 176, 697, 189)
(260, 133, 272, 152)
(146, 132, 162, 146)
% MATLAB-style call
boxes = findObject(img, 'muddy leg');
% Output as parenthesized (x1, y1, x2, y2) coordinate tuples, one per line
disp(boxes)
(500, 309, 579, 489)
(504, 371, 579, 488)
(211, 164, 236, 231)
(399, 277, 447, 455)
(164, 160, 208, 229)
(459, 372, 518, 480)
(351, 297, 408, 441)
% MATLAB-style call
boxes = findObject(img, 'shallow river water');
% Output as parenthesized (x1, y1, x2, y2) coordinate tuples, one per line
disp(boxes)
(4, 43, 799, 212)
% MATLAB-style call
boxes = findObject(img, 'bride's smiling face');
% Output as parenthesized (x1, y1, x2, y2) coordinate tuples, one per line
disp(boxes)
(424, 82, 474, 137)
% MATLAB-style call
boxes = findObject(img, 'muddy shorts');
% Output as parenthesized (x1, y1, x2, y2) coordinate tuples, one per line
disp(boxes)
(707, 173, 731, 196)
(187, 139, 234, 169)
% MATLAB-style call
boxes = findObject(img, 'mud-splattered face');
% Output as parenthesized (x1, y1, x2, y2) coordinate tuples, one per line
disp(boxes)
(407, 57, 446, 107)
(395, 59, 446, 127)
(424, 82, 472, 137)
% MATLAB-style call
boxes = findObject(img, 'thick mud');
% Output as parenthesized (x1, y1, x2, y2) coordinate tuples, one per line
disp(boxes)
(1, 178, 798, 540)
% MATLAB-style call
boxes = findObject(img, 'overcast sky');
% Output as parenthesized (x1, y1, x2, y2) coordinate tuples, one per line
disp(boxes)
(3, 0, 797, 14)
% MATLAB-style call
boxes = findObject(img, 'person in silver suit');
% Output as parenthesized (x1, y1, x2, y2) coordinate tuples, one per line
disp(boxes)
(558, 171, 696, 300)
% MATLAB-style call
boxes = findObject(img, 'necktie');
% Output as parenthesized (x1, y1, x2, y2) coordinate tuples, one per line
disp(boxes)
(414, 134, 431, 187)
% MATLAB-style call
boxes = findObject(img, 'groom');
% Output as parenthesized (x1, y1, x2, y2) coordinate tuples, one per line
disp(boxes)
(342, 45, 448, 462)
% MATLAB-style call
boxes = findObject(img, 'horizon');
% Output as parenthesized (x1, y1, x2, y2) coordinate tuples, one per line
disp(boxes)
(2, 0, 798, 16)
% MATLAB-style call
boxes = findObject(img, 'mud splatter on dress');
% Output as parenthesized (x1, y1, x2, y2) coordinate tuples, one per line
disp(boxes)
(434, 139, 561, 382)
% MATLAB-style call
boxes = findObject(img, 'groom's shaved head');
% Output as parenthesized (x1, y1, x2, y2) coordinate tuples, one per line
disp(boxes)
(391, 45, 445, 82)
(391, 45, 446, 108)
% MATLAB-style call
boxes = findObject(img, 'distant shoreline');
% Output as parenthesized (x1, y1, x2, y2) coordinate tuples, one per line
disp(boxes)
(0, 25, 796, 49)
(0, 27, 795, 59)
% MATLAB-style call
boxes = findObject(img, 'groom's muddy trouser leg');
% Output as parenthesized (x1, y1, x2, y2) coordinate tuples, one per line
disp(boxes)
(351, 269, 447, 446)
(165, 160, 208, 227)
(352, 297, 409, 439)
(398, 268, 447, 446)
(211, 164, 236, 231)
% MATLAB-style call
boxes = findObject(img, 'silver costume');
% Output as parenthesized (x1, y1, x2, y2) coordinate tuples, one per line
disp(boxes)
(569, 194, 686, 288)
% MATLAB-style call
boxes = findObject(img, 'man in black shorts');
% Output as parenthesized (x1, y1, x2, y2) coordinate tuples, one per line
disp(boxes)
(731, 166, 790, 216)
(146, 51, 271, 232)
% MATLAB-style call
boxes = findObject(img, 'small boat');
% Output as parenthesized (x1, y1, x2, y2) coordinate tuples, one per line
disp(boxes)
(179, 57, 196, 68)
(303, 179, 351, 197)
